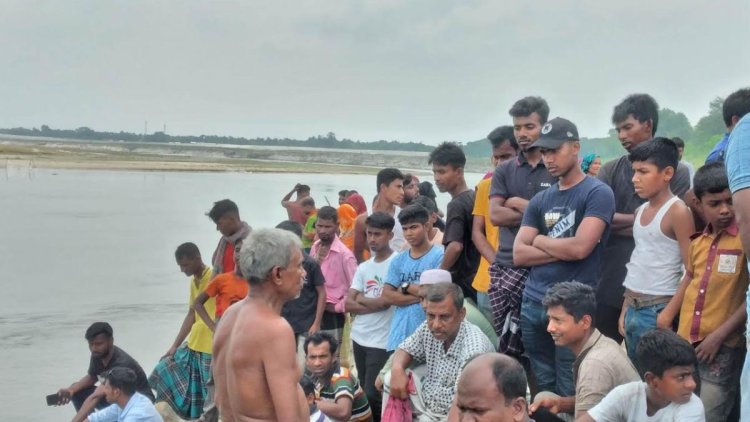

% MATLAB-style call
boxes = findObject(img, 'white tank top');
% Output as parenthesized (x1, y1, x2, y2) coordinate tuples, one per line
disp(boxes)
(622, 196, 684, 295)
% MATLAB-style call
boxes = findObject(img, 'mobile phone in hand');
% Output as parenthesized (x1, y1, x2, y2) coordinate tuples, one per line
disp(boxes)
(46, 393, 61, 406)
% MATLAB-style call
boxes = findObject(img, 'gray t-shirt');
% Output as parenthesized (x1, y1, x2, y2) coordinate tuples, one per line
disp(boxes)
(489, 152, 556, 267)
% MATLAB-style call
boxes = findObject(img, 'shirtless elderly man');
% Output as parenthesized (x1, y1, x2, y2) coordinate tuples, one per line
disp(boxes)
(213, 228, 309, 421)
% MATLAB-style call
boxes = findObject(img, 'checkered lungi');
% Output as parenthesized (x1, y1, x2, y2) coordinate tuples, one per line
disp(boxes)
(488, 262, 528, 355)
(149, 343, 212, 420)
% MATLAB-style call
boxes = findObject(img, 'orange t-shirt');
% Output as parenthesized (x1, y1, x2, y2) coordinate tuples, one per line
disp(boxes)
(221, 243, 235, 274)
(204, 272, 249, 317)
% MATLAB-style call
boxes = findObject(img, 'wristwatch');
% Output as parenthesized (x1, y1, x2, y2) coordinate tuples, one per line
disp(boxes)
(400, 282, 410, 294)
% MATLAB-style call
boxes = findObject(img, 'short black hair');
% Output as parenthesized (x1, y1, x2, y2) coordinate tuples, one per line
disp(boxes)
(398, 204, 429, 226)
(301, 197, 315, 207)
(207, 199, 239, 223)
(542, 282, 596, 323)
(104, 367, 137, 396)
(428, 142, 466, 169)
(300, 374, 316, 396)
(722, 88, 750, 127)
(412, 195, 438, 214)
(628, 137, 679, 171)
(671, 137, 685, 149)
(275, 220, 303, 238)
(175, 242, 200, 261)
(85, 322, 113, 341)
(487, 125, 519, 150)
(304, 331, 338, 355)
(366, 212, 395, 231)
(509, 96, 550, 124)
(612, 94, 659, 135)
(636, 328, 697, 378)
(376, 168, 404, 192)
(297, 185, 311, 194)
(316, 206, 338, 223)
(418, 181, 437, 201)
(693, 162, 730, 200)
(404, 173, 417, 186)
(338, 190, 349, 197)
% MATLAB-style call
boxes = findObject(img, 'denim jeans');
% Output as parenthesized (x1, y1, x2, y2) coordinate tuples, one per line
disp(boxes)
(520, 296, 575, 397)
(624, 302, 667, 367)
(476, 292, 492, 321)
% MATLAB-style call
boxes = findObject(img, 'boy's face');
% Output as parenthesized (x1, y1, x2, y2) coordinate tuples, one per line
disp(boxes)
(541, 141, 579, 178)
(698, 189, 734, 231)
(492, 140, 518, 167)
(381, 179, 405, 206)
(176, 256, 202, 277)
(433, 163, 463, 193)
(648, 365, 697, 405)
(631, 161, 673, 199)
(315, 218, 337, 242)
(302, 204, 315, 217)
(402, 221, 428, 248)
(513, 113, 543, 151)
(366, 226, 393, 252)
(546, 305, 589, 347)
(615, 115, 652, 151)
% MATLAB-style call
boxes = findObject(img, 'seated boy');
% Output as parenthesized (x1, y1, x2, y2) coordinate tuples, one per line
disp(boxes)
(301, 375, 330, 422)
(619, 139, 695, 363)
(659, 162, 748, 421)
(581, 328, 704, 421)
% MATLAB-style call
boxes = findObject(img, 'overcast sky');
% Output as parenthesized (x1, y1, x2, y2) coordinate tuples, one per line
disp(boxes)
(1, 1, 748, 144)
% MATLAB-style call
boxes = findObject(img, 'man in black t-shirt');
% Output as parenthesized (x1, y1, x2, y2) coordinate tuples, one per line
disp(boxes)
(429, 142, 480, 302)
(55, 322, 154, 419)
(276, 221, 327, 350)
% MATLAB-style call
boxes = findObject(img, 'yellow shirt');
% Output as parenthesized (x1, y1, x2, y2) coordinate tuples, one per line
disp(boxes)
(471, 178, 499, 293)
(677, 222, 749, 347)
(187, 266, 216, 354)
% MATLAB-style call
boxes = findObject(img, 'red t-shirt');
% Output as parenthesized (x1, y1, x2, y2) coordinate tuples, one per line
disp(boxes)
(222, 243, 235, 274)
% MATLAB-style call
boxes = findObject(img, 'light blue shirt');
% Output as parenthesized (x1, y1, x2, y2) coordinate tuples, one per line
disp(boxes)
(87, 392, 162, 422)
(384, 245, 444, 351)
(706, 132, 730, 164)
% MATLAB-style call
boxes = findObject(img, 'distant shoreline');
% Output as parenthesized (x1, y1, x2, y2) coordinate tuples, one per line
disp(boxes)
(0, 135, 457, 175)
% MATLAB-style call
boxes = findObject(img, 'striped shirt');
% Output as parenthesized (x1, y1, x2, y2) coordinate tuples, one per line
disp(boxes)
(318, 366, 372, 422)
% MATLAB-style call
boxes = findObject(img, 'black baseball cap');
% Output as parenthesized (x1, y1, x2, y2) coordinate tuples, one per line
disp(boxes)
(533, 117, 579, 150)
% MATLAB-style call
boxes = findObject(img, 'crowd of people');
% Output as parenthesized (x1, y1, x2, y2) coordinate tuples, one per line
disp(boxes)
(52, 88, 750, 422)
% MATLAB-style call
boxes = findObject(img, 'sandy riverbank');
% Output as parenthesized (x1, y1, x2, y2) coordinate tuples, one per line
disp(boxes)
(0, 136, 489, 175)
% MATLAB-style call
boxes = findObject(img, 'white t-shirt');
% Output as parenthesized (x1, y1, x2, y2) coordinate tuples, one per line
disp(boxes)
(587, 381, 704, 422)
(350, 253, 396, 349)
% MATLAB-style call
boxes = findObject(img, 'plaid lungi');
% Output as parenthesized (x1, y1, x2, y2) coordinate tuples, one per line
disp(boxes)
(149, 343, 212, 420)
(488, 262, 528, 355)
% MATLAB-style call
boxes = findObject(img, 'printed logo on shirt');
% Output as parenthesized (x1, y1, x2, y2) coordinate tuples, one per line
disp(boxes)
(365, 276, 384, 297)
(545, 207, 576, 239)
(399, 272, 422, 283)
(540, 182, 552, 188)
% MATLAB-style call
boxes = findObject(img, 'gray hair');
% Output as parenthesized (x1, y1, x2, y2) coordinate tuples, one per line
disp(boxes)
(239, 228, 301, 285)
(424, 283, 464, 311)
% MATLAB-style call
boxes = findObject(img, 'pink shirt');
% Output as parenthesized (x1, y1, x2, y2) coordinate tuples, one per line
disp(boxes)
(311, 236, 357, 313)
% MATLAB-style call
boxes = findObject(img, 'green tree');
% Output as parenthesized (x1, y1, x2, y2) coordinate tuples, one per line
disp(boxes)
(691, 97, 725, 146)
(656, 108, 693, 140)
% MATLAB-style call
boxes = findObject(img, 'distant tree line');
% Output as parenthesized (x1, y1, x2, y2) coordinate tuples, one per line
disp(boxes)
(0, 97, 726, 164)
(0, 126, 434, 153)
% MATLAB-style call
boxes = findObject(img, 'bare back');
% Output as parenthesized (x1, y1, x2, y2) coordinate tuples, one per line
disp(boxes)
(213, 298, 308, 421)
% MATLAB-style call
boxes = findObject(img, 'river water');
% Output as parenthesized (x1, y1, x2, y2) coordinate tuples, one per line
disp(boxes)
(0, 167, 483, 421)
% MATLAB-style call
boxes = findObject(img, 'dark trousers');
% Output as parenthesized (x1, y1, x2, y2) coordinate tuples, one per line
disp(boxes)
(595, 302, 624, 344)
(71, 386, 108, 412)
(352, 341, 391, 422)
